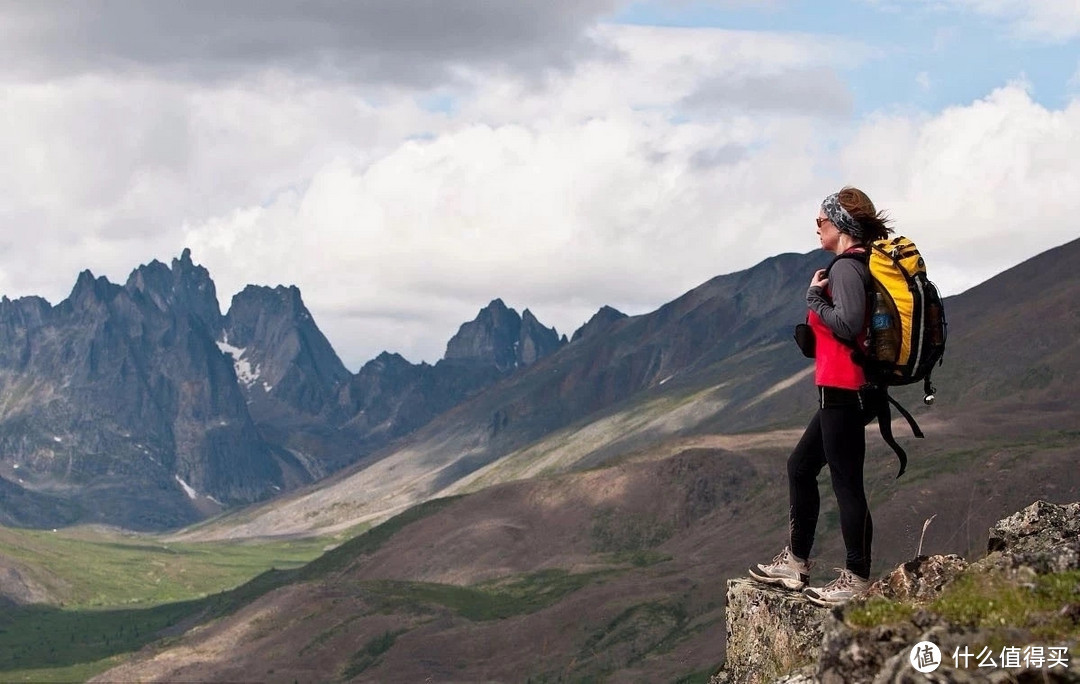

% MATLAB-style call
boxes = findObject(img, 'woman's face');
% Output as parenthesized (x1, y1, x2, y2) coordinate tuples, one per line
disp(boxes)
(816, 212, 840, 252)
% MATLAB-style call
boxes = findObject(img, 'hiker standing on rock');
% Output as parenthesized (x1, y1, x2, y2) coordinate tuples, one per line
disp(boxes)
(749, 187, 893, 606)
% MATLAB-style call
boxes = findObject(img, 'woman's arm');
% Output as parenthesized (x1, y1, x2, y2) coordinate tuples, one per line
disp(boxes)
(806, 259, 867, 341)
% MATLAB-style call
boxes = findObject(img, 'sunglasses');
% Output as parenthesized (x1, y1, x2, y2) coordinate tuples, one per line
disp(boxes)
(815, 217, 830, 228)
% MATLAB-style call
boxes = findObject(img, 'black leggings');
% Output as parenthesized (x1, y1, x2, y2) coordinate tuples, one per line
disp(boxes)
(787, 387, 873, 579)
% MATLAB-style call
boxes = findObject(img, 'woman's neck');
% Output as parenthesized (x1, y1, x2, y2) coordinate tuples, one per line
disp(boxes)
(834, 234, 860, 255)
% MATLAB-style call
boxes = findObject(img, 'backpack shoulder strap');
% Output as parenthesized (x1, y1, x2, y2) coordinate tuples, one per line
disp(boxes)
(825, 248, 870, 277)
(825, 249, 872, 352)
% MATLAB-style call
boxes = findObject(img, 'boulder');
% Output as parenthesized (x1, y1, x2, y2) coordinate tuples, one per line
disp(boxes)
(715, 501, 1080, 683)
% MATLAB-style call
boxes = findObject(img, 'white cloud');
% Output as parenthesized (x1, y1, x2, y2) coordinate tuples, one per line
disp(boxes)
(3, 19, 1079, 372)
(839, 82, 1080, 293)
(0, 73, 443, 302)
(181, 26, 856, 366)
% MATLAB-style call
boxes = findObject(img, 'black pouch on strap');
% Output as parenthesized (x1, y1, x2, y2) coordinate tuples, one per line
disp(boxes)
(794, 323, 815, 359)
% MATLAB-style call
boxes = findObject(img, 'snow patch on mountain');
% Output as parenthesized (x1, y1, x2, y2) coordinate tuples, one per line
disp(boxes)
(217, 335, 261, 386)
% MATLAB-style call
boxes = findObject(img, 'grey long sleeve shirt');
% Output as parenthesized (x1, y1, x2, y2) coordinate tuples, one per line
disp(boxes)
(806, 258, 868, 342)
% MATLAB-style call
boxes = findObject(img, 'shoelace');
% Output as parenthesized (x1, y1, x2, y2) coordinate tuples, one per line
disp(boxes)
(768, 547, 811, 571)
(769, 549, 791, 565)
(823, 568, 859, 591)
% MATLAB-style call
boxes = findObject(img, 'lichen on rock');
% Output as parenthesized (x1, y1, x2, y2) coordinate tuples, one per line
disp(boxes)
(719, 579, 829, 683)
(715, 500, 1080, 684)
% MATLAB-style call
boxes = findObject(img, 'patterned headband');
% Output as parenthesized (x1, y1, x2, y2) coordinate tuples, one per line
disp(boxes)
(822, 193, 864, 240)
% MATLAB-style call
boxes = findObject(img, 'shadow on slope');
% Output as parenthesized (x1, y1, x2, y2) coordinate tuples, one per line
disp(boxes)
(90, 421, 1080, 682)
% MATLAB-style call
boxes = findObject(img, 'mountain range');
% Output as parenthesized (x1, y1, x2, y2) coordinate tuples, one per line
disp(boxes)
(3, 236, 1079, 536)
(98, 236, 1080, 682)
(3, 235, 1080, 681)
(0, 249, 571, 529)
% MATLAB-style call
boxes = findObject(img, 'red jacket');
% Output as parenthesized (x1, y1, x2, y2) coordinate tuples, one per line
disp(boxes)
(809, 306, 866, 389)
(807, 251, 869, 390)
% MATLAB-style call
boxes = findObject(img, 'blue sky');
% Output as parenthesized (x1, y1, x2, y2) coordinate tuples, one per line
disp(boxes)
(610, 1, 1078, 114)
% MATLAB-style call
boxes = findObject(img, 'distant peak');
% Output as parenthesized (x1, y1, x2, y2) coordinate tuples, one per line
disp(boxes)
(274, 285, 305, 306)
(570, 305, 628, 343)
(170, 249, 209, 279)
(363, 351, 413, 373)
(520, 308, 559, 337)
(227, 284, 310, 322)
(72, 269, 113, 293)
(375, 351, 407, 363)
(68, 269, 120, 306)
(142, 258, 170, 271)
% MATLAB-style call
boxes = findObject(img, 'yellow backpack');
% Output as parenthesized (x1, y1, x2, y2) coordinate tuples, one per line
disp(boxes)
(831, 236, 948, 477)
(864, 236, 947, 396)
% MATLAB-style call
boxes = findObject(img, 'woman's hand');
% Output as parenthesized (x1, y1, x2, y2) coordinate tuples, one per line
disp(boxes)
(810, 269, 829, 289)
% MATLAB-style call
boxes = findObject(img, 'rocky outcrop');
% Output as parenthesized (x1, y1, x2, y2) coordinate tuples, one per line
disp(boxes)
(0, 252, 281, 530)
(223, 285, 350, 416)
(717, 501, 1080, 683)
(0, 558, 53, 605)
(867, 554, 970, 603)
(0, 251, 583, 530)
(125, 248, 222, 333)
(720, 580, 827, 683)
(518, 309, 564, 366)
(983, 500, 1080, 574)
(444, 299, 564, 371)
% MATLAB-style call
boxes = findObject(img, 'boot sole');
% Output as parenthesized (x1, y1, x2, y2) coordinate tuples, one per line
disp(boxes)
(802, 592, 845, 607)
(802, 589, 860, 607)
(748, 568, 806, 591)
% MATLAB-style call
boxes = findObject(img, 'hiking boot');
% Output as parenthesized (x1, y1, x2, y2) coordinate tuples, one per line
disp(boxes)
(748, 547, 811, 591)
(802, 568, 870, 607)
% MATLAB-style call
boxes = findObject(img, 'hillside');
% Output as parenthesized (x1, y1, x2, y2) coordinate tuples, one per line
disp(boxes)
(4, 236, 1080, 681)
(173, 249, 835, 540)
(930, 235, 1080, 430)
(177, 237, 1080, 541)
(88, 426, 1080, 682)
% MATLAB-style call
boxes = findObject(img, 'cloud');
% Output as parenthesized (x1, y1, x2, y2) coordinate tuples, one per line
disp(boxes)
(682, 67, 853, 118)
(0, 0, 623, 84)
(881, 0, 1080, 41)
(3, 15, 1078, 372)
(177, 25, 855, 366)
(182, 104, 831, 366)
(839, 83, 1080, 293)
(6, 22, 851, 367)
(0, 73, 445, 303)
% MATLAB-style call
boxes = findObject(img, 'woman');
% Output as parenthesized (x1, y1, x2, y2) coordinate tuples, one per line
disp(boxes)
(748, 187, 892, 607)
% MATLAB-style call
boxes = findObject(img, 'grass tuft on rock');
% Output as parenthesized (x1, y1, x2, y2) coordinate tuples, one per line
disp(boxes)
(930, 570, 1080, 640)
